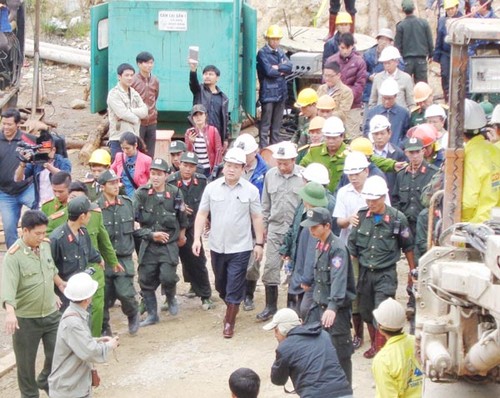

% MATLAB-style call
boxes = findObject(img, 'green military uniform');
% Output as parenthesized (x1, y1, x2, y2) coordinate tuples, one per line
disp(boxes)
(47, 206, 119, 337)
(50, 223, 102, 309)
(409, 106, 425, 128)
(300, 142, 347, 192)
(291, 117, 310, 147)
(133, 182, 189, 302)
(300, 208, 356, 385)
(96, 193, 139, 334)
(371, 154, 398, 173)
(348, 206, 414, 324)
(1, 238, 61, 397)
(41, 197, 67, 233)
(83, 177, 101, 202)
(392, 160, 438, 236)
(167, 170, 212, 302)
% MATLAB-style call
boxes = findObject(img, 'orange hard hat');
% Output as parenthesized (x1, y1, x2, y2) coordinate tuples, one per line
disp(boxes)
(406, 123, 438, 147)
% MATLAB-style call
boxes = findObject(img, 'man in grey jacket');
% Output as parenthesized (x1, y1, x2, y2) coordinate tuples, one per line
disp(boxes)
(107, 63, 148, 160)
(49, 272, 119, 398)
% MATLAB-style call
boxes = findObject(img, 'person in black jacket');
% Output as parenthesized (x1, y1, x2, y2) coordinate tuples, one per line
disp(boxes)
(264, 308, 353, 398)
(188, 59, 230, 151)
(256, 25, 292, 148)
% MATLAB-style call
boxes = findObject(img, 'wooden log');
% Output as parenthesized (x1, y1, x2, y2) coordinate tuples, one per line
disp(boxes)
(65, 139, 86, 150)
(25, 39, 90, 68)
(79, 119, 109, 164)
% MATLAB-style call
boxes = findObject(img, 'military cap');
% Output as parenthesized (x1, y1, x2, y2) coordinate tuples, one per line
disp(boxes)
(169, 140, 187, 154)
(68, 196, 97, 217)
(180, 151, 199, 165)
(404, 137, 424, 151)
(150, 158, 170, 172)
(97, 169, 120, 185)
(300, 207, 332, 227)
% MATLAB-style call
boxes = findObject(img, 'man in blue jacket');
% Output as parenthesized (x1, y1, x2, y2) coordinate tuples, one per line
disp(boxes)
(264, 308, 352, 398)
(257, 25, 292, 149)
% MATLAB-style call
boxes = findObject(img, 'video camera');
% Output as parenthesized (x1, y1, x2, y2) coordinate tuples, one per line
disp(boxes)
(16, 141, 50, 164)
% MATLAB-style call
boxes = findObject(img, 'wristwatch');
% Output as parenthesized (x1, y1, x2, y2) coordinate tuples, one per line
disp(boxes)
(255, 242, 264, 247)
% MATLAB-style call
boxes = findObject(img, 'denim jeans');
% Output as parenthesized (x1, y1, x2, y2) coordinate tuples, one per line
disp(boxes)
(108, 140, 122, 163)
(0, 184, 35, 248)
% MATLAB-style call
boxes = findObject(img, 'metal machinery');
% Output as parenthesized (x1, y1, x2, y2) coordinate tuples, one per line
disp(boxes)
(90, 0, 257, 137)
(0, 0, 25, 110)
(416, 18, 500, 396)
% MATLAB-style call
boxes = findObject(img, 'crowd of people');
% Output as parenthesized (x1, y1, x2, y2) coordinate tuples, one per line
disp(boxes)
(1, 0, 500, 397)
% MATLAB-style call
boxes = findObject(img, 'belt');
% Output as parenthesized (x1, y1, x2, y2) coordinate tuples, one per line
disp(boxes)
(361, 263, 396, 272)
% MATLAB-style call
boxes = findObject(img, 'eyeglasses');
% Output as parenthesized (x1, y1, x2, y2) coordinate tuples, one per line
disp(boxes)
(323, 73, 338, 79)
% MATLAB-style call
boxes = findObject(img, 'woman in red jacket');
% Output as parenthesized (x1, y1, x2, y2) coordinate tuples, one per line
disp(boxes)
(111, 132, 152, 197)
(185, 104, 223, 176)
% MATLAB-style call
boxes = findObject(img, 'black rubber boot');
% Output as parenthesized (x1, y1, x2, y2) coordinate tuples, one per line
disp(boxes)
(256, 285, 278, 322)
(140, 291, 159, 327)
(243, 280, 257, 311)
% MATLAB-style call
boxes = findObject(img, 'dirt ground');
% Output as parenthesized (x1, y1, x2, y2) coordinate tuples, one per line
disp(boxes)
(0, 0, 450, 394)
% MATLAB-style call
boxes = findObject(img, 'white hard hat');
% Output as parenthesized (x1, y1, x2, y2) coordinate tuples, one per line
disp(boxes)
(464, 99, 487, 130)
(373, 297, 406, 331)
(425, 104, 447, 120)
(376, 28, 394, 41)
(378, 46, 401, 62)
(272, 141, 298, 160)
(234, 133, 258, 155)
(379, 77, 399, 96)
(369, 114, 391, 134)
(322, 116, 345, 137)
(65, 272, 99, 301)
(301, 162, 330, 185)
(361, 175, 388, 200)
(343, 151, 370, 175)
(224, 147, 247, 165)
(491, 104, 500, 125)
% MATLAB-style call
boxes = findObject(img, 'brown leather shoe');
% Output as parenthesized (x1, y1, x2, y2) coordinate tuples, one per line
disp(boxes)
(223, 303, 239, 338)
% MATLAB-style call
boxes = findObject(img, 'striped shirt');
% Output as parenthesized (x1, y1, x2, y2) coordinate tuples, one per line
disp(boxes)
(194, 134, 210, 169)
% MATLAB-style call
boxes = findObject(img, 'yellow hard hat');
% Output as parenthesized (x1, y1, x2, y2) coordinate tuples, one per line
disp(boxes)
(316, 95, 336, 110)
(350, 137, 374, 156)
(265, 25, 283, 39)
(88, 148, 111, 166)
(413, 82, 433, 103)
(309, 116, 326, 131)
(335, 12, 353, 25)
(294, 88, 319, 108)
(443, 0, 459, 9)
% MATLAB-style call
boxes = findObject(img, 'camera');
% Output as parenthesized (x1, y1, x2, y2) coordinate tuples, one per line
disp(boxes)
(16, 142, 50, 164)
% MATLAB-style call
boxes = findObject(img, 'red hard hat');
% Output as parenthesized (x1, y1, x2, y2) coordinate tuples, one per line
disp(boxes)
(406, 123, 438, 147)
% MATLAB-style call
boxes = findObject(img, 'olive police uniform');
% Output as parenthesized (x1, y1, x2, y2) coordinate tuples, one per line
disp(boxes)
(96, 187, 139, 335)
(1, 238, 61, 397)
(133, 166, 189, 306)
(47, 201, 119, 337)
(348, 206, 414, 324)
(167, 164, 212, 302)
(301, 208, 356, 385)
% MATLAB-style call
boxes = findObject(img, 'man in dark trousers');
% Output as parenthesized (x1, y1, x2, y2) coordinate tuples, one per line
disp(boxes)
(96, 169, 140, 336)
(133, 158, 188, 326)
(300, 207, 356, 385)
(50, 196, 103, 312)
(395, 0, 434, 83)
(167, 152, 214, 310)
(264, 308, 352, 398)
(257, 24, 292, 148)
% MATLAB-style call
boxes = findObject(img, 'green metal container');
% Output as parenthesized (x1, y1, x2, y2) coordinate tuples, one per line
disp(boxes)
(90, 0, 256, 137)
